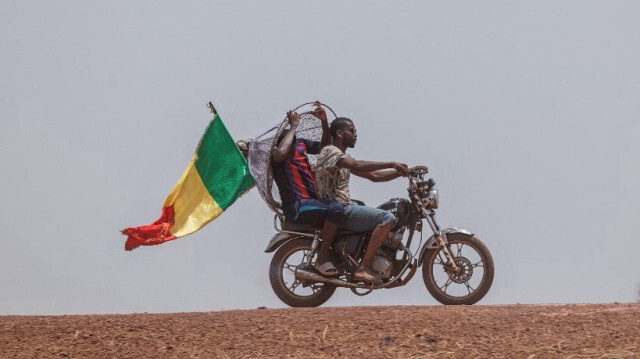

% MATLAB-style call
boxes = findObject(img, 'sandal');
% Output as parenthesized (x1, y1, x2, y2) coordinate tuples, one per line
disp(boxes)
(315, 261, 339, 277)
(353, 267, 383, 284)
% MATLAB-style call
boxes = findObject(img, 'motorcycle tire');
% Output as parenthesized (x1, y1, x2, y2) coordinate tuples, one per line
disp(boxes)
(422, 233, 494, 305)
(269, 237, 337, 307)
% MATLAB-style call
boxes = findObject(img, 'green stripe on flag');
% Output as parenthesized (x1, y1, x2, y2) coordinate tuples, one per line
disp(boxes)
(195, 115, 255, 210)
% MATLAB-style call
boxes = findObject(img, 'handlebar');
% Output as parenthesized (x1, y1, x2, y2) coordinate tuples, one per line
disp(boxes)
(407, 169, 435, 189)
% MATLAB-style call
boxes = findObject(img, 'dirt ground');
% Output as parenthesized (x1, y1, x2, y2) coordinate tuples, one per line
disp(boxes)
(1, 303, 639, 358)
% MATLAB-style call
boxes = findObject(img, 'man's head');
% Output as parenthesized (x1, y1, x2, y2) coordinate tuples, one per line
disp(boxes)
(330, 117, 357, 148)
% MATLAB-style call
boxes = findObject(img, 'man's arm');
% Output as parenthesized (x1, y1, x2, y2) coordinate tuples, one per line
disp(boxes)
(352, 169, 402, 182)
(272, 111, 300, 164)
(313, 101, 332, 147)
(353, 165, 429, 182)
(337, 156, 407, 175)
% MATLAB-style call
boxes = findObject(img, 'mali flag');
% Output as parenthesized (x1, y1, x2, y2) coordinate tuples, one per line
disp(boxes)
(122, 112, 255, 251)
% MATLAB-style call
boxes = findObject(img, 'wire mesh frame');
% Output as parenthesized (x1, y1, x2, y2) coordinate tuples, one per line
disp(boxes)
(248, 102, 337, 217)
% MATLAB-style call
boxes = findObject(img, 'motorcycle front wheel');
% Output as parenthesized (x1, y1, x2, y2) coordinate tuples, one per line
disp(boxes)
(269, 237, 336, 307)
(422, 233, 494, 305)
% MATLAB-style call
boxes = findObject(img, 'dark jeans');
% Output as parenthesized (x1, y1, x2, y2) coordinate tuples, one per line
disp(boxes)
(283, 198, 346, 226)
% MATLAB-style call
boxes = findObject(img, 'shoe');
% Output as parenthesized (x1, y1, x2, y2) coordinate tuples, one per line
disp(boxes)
(353, 267, 383, 284)
(315, 261, 339, 277)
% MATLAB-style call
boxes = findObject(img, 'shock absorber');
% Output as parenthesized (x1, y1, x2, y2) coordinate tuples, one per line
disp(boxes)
(306, 230, 322, 267)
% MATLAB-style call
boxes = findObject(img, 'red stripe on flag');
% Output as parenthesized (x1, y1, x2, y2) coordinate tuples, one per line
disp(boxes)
(122, 205, 177, 251)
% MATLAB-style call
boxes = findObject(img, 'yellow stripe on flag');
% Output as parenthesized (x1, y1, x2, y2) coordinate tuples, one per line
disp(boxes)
(164, 155, 223, 238)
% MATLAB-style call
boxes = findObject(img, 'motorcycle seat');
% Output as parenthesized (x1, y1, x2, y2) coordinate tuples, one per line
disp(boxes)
(278, 199, 367, 233)
(282, 221, 319, 232)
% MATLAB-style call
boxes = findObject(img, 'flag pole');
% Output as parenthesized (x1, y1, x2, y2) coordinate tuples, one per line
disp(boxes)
(207, 101, 218, 115)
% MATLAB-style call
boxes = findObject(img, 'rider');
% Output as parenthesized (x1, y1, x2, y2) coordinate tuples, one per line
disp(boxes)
(272, 103, 345, 277)
(314, 117, 428, 284)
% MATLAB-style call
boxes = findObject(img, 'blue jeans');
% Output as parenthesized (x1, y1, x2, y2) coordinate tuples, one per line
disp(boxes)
(340, 204, 396, 232)
(283, 198, 346, 226)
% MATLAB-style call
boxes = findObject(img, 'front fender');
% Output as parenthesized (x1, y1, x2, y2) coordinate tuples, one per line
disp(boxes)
(264, 233, 298, 253)
(417, 228, 474, 264)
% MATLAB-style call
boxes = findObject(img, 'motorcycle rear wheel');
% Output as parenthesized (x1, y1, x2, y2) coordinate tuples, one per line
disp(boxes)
(422, 233, 494, 305)
(269, 237, 336, 307)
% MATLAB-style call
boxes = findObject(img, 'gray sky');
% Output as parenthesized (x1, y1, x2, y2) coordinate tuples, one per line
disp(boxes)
(1, 1, 639, 315)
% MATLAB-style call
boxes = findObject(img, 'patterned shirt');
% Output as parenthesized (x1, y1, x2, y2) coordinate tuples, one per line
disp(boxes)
(315, 145, 354, 205)
(272, 138, 321, 207)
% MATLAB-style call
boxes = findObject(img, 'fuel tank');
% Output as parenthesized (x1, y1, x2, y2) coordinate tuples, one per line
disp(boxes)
(377, 197, 411, 228)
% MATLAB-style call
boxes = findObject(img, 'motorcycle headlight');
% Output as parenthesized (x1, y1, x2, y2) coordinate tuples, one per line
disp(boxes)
(421, 189, 439, 209)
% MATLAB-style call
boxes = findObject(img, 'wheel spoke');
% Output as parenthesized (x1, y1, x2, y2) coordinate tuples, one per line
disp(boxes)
(439, 278, 452, 293)
(301, 250, 310, 264)
(472, 261, 484, 268)
(436, 252, 447, 266)
(289, 280, 301, 292)
(464, 281, 476, 294)
(283, 248, 321, 296)
(283, 262, 297, 273)
(456, 243, 463, 257)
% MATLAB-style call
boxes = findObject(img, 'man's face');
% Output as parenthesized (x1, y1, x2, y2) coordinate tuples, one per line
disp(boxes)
(339, 122, 357, 148)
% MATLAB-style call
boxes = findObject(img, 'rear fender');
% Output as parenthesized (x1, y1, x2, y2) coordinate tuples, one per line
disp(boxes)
(418, 228, 474, 264)
(264, 233, 306, 253)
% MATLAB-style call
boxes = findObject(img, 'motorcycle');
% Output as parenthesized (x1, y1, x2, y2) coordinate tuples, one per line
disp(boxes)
(264, 169, 494, 307)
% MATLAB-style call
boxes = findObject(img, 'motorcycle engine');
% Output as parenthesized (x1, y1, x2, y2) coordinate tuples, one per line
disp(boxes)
(371, 255, 393, 279)
(372, 228, 406, 279)
(383, 228, 405, 250)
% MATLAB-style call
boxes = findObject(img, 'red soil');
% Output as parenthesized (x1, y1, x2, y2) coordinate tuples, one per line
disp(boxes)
(1, 303, 638, 358)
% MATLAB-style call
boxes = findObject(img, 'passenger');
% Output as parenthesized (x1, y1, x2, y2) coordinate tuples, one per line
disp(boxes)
(272, 103, 344, 277)
(314, 117, 428, 284)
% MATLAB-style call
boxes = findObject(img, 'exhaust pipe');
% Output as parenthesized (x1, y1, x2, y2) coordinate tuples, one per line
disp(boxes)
(295, 268, 370, 289)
